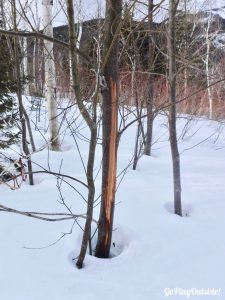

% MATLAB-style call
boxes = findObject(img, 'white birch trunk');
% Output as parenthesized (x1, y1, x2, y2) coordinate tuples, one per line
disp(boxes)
(76, 22, 82, 60)
(76, 0, 82, 61)
(205, 15, 213, 119)
(23, 37, 29, 95)
(69, 0, 82, 94)
(42, 0, 60, 150)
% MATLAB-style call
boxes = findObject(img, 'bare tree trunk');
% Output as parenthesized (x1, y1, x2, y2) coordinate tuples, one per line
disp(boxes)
(23, 108, 36, 152)
(22, 37, 29, 95)
(42, 0, 60, 151)
(66, 0, 97, 269)
(76, 0, 82, 63)
(0, 0, 14, 58)
(0, 0, 5, 27)
(144, 0, 154, 156)
(76, 129, 96, 268)
(133, 91, 145, 170)
(183, 0, 188, 94)
(205, 14, 213, 119)
(168, 0, 182, 216)
(12, 0, 34, 185)
(22, 38, 36, 151)
(95, 0, 122, 258)
(133, 122, 143, 170)
(34, 37, 40, 94)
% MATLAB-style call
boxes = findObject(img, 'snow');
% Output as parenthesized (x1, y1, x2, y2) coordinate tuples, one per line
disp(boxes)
(15, 0, 105, 29)
(213, 32, 225, 47)
(0, 98, 225, 299)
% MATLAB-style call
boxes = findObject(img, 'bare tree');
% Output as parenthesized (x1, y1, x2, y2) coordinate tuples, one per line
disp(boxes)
(11, 0, 34, 185)
(66, 0, 98, 269)
(42, 0, 60, 151)
(95, 0, 122, 258)
(168, 0, 182, 216)
(144, 0, 154, 156)
(0, 0, 4, 27)
(203, 11, 215, 119)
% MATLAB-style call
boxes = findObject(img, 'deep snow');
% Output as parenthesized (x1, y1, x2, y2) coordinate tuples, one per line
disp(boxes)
(0, 98, 225, 299)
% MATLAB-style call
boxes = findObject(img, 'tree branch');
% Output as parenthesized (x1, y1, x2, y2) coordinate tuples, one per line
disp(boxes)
(0, 28, 90, 63)
(24, 170, 88, 188)
(0, 204, 97, 223)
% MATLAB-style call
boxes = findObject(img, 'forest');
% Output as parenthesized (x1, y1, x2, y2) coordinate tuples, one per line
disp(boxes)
(0, 0, 224, 299)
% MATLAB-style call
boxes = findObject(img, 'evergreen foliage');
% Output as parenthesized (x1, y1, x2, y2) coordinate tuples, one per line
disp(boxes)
(0, 35, 20, 149)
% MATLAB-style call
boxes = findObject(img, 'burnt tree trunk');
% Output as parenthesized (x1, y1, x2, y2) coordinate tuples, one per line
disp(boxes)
(95, 0, 122, 258)
(168, 0, 182, 216)
(144, 0, 154, 156)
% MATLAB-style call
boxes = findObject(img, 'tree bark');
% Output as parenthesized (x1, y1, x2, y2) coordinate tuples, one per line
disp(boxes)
(66, 0, 97, 269)
(168, 0, 182, 216)
(0, 0, 5, 28)
(42, 0, 60, 151)
(12, 0, 34, 185)
(95, 0, 122, 258)
(22, 37, 29, 95)
(132, 91, 145, 170)
(205, 14, 213, 119)
(144, 0, 154, 156)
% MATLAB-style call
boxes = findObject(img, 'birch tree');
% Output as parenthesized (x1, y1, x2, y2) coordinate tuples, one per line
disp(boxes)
(42, 0, 60, 151)
(203, 12, 214, 119)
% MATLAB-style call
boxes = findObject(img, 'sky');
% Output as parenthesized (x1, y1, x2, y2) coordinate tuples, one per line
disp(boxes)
(13, 0, 225, 30)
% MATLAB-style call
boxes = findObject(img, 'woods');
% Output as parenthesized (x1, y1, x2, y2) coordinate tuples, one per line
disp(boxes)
(0, 0, 225, 279)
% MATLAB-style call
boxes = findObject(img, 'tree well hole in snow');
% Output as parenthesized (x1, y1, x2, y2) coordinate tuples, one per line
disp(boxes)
(70, 226, 136, 265)
(90, 226, 133, 258)
(109, 227, 132, 258)
(164, 202, 193, 217)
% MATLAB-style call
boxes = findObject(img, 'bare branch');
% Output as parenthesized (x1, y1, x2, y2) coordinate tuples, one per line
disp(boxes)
(0, 28, 90, 62)
(0, 204, 97, 223)
(24, 170, 88, 188)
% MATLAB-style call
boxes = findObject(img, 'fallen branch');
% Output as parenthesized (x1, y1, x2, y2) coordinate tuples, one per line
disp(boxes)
(0, 204, 97, 223)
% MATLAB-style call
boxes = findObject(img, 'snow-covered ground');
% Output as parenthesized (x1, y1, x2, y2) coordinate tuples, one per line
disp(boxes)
(0, 98, 225, 300)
